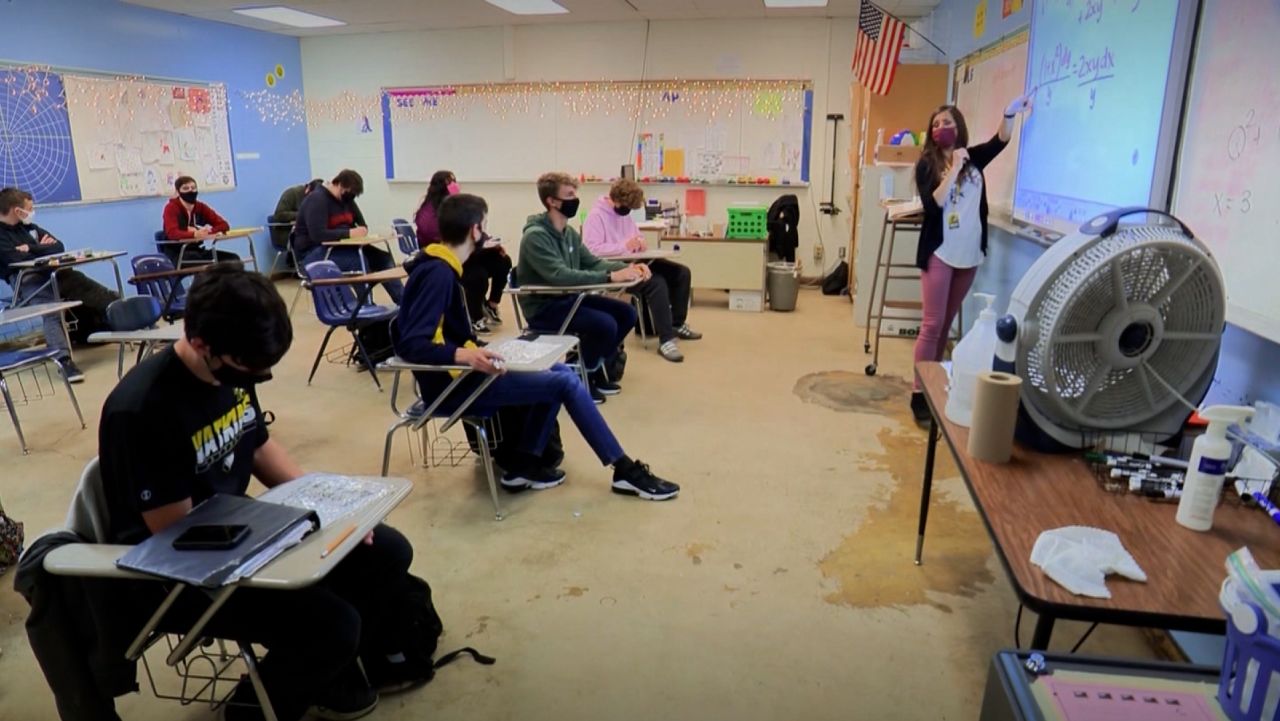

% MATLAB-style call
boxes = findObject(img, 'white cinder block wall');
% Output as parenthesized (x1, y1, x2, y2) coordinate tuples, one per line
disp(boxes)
(300, 18, 859, 274)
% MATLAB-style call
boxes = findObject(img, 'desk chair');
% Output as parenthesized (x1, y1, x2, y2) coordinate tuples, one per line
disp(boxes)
(265, 216, 297, 279)
(131, 255, 188, 321)
(0, 347, 86, 454)
(104, 296, 164, 379)
(379, 356, 505, 520)
(627, 295, 657, 349)
(39, 457, 280, 720)
(304, 261, 398, 390)
(392, 218, 418, 256)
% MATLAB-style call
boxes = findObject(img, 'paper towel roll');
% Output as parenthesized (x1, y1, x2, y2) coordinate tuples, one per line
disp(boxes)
(966, 371, 1023, 463)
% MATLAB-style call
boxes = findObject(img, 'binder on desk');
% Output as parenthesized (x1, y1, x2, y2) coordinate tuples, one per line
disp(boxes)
(117, 494, 319, 588)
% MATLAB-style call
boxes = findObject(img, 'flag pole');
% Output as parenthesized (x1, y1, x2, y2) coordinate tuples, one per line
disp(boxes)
(867, 1, 947, 57)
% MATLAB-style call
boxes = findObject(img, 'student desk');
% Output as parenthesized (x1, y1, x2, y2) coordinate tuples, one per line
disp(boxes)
(0, 301, 85, 454)
(597, 249, 680, 262)
(504, 280, 641, 334)
(159, 227, 261, 271)
(8, 250, 127, 309)
(657, 235, 766, 311)
(43, 475, 412, 670)
(130, 260, 243, 318)
(87, 325, 184, 379)
(321, 234, 397, 273)
(913, 361, 1280, 650)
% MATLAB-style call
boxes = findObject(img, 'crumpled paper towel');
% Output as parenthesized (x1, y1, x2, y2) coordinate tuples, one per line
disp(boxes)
(1030, 526, 1147, 599)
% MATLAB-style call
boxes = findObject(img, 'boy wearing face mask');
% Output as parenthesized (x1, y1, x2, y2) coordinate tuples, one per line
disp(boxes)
(98, 266, 429, 720)
(393, 193, 679, 501)
(516, 172, 645, 401)
(294, 168, 403, 304)
(161, 176, 237, 266)
(582, 179, 701, 363)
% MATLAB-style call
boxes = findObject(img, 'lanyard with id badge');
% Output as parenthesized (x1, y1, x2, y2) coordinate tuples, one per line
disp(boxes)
(947, 165, 975, 231)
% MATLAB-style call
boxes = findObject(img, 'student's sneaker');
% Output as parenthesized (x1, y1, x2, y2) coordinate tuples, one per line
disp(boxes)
(501, 466, 567, 492)
(590, 371, 621, 396)
(58, 357, 85, 384)
(589, 384, 607, 405)
(909, 392, 931, 424)
(472, 319, 492, 335)
(658, 340, 684, 363)
(484, 303, 503, 325)
(611, 459, 680, 501)
(363, 654, 435, 695)
(675, 324, 703, 341)
(311, 670, 379, 721)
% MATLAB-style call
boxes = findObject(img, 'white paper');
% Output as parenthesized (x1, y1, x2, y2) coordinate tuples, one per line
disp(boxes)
(762, 142, 781, 170)
(115, 147, 143, 175)
(722, 155, 749, 175)
(175, 128, 197, 161)
(87, 144, 114, 170)
(195, 128, 216, 160)
(694, 149, 724, 177)
(144, 168, 159, 195)
(260, 474, 393, 528)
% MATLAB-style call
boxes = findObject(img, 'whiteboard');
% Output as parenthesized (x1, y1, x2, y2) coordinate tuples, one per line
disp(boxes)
(63, 75, 235, 201)
(1172, 0, 1280, 343)
(382, 81, 812, 184)
(952, 30, 1028, 215)
(1013, 0, 1196, 233)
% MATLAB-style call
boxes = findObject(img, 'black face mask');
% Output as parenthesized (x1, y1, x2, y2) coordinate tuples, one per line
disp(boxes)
(555, 197, 580, 218)
(207, 356, 272, 388)
(614, 205, 631, 216)
(341, 191, 356, 204)
(179, 190, 199, 204)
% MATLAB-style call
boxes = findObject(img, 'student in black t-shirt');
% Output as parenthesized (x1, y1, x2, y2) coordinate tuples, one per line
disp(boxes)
(98, 267, 425, 721)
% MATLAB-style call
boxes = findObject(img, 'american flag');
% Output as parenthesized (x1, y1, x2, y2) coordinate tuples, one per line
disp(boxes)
(853, 0, 908, 96)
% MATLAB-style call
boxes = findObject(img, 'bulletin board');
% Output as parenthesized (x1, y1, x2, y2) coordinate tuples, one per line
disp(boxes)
(952, 29, 1028, 215)
(0, 63, 235, 205)
(381, 80, 812, 185)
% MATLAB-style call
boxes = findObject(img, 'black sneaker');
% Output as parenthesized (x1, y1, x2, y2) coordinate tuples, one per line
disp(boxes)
(611, 459, 680, 501)
(910, 392, 931, 424)
(591, 370, 621, 395)
(311, 665, 378, 721)
(589, 384, 607, 405)
(59, 358, 85, 384)
(363, 654, 435, 696)
(484, 303, 503, 325)
(675, 324, 702, 340)
(472, 319, 492, 335)
(501, 466, 566, 491)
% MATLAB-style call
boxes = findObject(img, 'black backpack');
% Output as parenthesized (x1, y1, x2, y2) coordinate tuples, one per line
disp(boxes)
(395, 574, 494, 683)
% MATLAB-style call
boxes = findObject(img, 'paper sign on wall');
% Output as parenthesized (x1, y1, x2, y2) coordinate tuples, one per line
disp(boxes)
(694, 149, 724, 177)
(663, 148, 685, 176)
(974, 0, 988, 37)
(88, 144, 114, 170)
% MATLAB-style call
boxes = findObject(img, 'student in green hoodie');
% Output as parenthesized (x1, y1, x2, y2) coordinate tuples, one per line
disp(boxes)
(516, 172, 647, 401)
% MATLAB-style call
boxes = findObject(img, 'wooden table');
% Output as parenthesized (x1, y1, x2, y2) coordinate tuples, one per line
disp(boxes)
(598, 248, 680, 262)
(913, 361, 1280, 649)
(321, 234, 397, 273)
(8, 250, 127, 309)
(657, 235, 766, 311)
(159, 226, 261, 271)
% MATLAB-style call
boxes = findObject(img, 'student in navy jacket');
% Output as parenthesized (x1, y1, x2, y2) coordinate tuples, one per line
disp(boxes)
(293, 169, 403, 304)
(391, 193, 679, 501)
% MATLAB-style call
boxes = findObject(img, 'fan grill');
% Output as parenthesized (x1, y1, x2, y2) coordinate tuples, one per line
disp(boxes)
(1021, 225, 1223, 429)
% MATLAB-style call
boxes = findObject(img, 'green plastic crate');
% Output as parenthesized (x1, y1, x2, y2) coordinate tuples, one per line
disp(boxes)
(726, 205, 768, 239)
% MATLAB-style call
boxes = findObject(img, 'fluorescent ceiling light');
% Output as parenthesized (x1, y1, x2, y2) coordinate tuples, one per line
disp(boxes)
(763, 0, 829, 6)
(484, 0, 570, 15)
(233, 6, 346, 28)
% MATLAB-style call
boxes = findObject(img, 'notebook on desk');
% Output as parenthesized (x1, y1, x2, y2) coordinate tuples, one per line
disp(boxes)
(117, 493, 319, 588)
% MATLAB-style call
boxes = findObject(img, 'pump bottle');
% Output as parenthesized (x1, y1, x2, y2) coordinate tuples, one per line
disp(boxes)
(1176, 405, 1255, 531)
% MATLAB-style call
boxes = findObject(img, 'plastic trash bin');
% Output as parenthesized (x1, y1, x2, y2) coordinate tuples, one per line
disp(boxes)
(767, 262, 799, 312)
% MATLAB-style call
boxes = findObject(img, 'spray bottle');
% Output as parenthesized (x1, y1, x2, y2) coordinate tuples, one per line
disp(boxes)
(945, 292, 998, 427)
(1176, 405, 1255, 531)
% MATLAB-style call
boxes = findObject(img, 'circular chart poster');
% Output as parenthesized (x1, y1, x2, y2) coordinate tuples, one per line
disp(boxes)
(0, 69, 82, 203)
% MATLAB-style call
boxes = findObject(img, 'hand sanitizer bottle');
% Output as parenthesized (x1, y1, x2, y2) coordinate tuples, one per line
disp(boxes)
(1177, 405, 1255, 531)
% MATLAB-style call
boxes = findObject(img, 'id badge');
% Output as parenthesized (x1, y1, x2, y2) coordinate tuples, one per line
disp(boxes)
(947, 212, 960, 230)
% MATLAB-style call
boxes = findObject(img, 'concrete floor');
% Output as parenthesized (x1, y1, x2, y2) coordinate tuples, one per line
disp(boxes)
(0, 285, 1156, 721)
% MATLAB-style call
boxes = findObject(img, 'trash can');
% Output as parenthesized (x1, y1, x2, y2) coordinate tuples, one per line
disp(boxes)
(767, 262, 800, 312)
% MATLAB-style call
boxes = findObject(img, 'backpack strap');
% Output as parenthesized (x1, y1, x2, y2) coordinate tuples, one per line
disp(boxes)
(433, 646, 496, 669)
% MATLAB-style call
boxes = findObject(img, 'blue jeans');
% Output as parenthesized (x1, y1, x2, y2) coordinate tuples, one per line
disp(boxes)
(529, 295, 636, 371)
(302, 245, 403, 304)
(423, 363, 624, 466)
(11, 273, 70, 356)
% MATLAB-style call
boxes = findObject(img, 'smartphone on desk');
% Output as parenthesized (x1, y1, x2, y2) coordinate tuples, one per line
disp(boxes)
(173, 524, 250, 551)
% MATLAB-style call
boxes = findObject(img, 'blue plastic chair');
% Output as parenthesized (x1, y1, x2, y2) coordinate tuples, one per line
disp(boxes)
(392, 218, 418, 256)
(304, 260, 398, 390)
(131, 254, 188, 321)
(104, 296, 164, 379)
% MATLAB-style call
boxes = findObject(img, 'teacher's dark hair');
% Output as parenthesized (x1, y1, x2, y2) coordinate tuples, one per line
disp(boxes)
(916, 105, 970, 195)
(184, 265, 293, 370)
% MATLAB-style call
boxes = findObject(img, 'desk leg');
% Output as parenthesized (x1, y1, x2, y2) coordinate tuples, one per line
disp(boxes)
(1030, 613, 1055, 650)
(914, 416, 939, 566)
(166, 585, 237, 666)
(110, 259, 124, 298)
(247, 236, 259, 272)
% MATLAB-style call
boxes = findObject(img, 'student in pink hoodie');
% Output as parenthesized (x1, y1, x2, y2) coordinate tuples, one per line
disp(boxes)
(582, 179, 701, 363)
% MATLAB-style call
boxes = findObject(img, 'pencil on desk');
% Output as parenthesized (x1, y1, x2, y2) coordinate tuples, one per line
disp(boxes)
(321, 524, 357, 558)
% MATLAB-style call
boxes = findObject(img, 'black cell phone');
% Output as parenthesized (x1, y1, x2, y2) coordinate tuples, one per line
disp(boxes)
(518, 331, 542, 341)
(172, 524, 250, 551)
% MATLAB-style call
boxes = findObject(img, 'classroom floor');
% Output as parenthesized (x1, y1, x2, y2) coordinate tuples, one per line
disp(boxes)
(0, 285, 1158, 721)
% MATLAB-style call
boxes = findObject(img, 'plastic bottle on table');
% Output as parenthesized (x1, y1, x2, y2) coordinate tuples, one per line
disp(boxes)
(945, 292, 998, 427)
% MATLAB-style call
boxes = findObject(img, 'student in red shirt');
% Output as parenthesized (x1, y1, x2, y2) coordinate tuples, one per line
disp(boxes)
(160, 176, 237, 266)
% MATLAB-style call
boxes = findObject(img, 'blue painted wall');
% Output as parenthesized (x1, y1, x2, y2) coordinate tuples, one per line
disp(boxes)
(0, 0, 309, 290)
(923, 0, 1280, 407)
